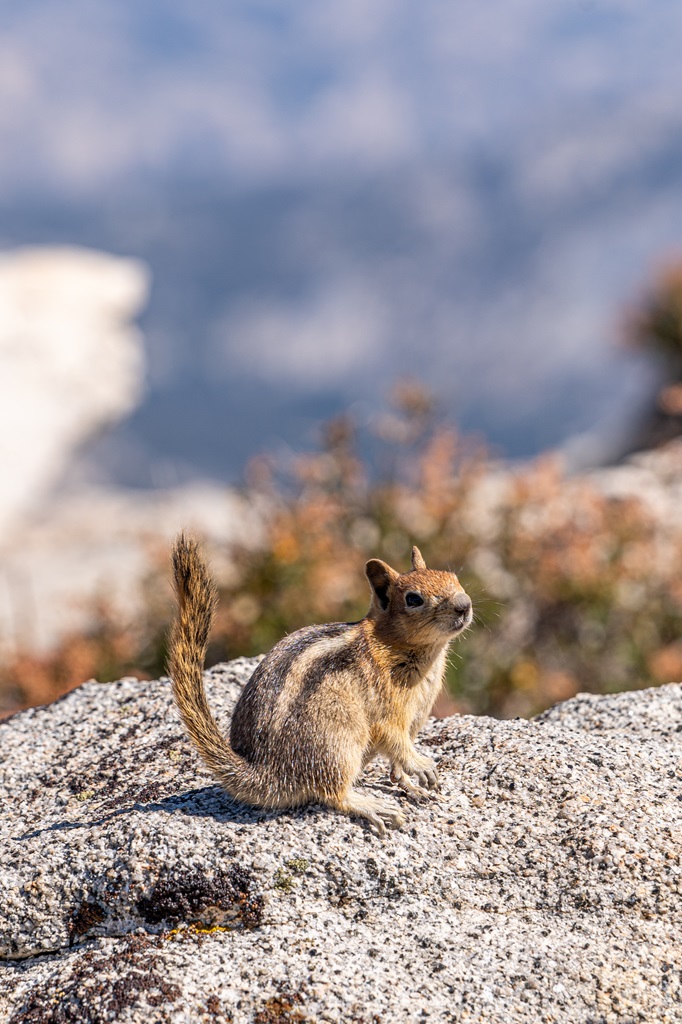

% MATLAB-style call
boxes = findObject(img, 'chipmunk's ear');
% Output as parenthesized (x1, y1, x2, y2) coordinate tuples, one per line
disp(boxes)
(411, 545, 427, 571)
(365, 558, 399, 612)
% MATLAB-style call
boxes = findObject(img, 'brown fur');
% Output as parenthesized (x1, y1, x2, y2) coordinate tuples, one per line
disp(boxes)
(167, 534, 472, 834)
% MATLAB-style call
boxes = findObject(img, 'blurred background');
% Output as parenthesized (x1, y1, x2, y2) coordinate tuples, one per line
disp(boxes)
(3, 0, 682, 718)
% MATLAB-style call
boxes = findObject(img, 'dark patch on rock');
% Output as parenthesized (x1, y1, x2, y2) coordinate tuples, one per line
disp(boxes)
(205, 993, 232, 1021)
(325, 860, 404, 912)
(69, 900, 106, 941)
(61, 739, 193, 812)
(128, 781, 165, 804)
(8, 934, 180, 1024)
(325, 862, 355, 908)
(253, 987, 309, 1024)
(136, 864, 263, 930)
(419, 729, 448, 748)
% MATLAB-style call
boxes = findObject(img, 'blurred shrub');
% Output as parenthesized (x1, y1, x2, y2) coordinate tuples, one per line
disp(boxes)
(0, 587, 167, 716)
(4, 380, 682, 719)
(626, 260, 682, 436)
(628, 262, 682, 368)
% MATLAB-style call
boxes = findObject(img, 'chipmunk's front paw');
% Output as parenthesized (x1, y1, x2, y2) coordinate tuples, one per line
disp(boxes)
(390, 765, 431, 801)
(391, 755, 440, 799)
(413, 755, 440, 792)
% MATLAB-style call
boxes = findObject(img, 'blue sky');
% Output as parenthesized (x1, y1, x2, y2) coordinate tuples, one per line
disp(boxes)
(2, 0, 682, 479)
(4, 1, 682, 193)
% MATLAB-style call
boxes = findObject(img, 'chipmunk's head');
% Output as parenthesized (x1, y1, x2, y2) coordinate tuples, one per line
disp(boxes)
(365, 546, 473, 647)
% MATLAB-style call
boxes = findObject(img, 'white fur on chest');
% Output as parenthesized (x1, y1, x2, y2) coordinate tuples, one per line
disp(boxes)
(408, 648, 448, 735)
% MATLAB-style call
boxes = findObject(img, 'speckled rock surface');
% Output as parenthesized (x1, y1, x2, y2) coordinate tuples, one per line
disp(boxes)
(2, 662, 682, 1023)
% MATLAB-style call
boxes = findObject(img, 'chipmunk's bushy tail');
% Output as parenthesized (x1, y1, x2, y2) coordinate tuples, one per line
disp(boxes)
(168, 533, 266, 806)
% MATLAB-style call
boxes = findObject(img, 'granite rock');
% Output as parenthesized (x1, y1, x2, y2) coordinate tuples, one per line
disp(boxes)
(2, 660, 682, 1023)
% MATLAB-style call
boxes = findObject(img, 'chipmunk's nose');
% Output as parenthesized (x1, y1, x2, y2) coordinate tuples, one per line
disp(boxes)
(453, 593, 472, 615)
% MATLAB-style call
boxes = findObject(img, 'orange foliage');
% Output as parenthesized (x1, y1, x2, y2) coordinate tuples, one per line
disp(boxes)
(5, 381, 682, 720)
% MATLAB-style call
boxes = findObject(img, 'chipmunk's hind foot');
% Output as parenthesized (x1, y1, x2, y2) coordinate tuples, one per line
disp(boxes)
(330, 790, 405, 837)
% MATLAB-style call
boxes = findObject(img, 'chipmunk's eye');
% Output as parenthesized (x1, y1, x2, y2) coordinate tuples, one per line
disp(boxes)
(405, 592, 424, 608)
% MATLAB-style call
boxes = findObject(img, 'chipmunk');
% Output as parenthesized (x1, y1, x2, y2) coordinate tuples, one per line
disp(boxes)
(168, 534, 473, 835)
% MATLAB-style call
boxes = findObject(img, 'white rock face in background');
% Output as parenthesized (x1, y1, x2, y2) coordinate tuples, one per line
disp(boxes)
(0, 248, 264, 660)
(0, 246, 151, 657)
(0, 246, 149, 536)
